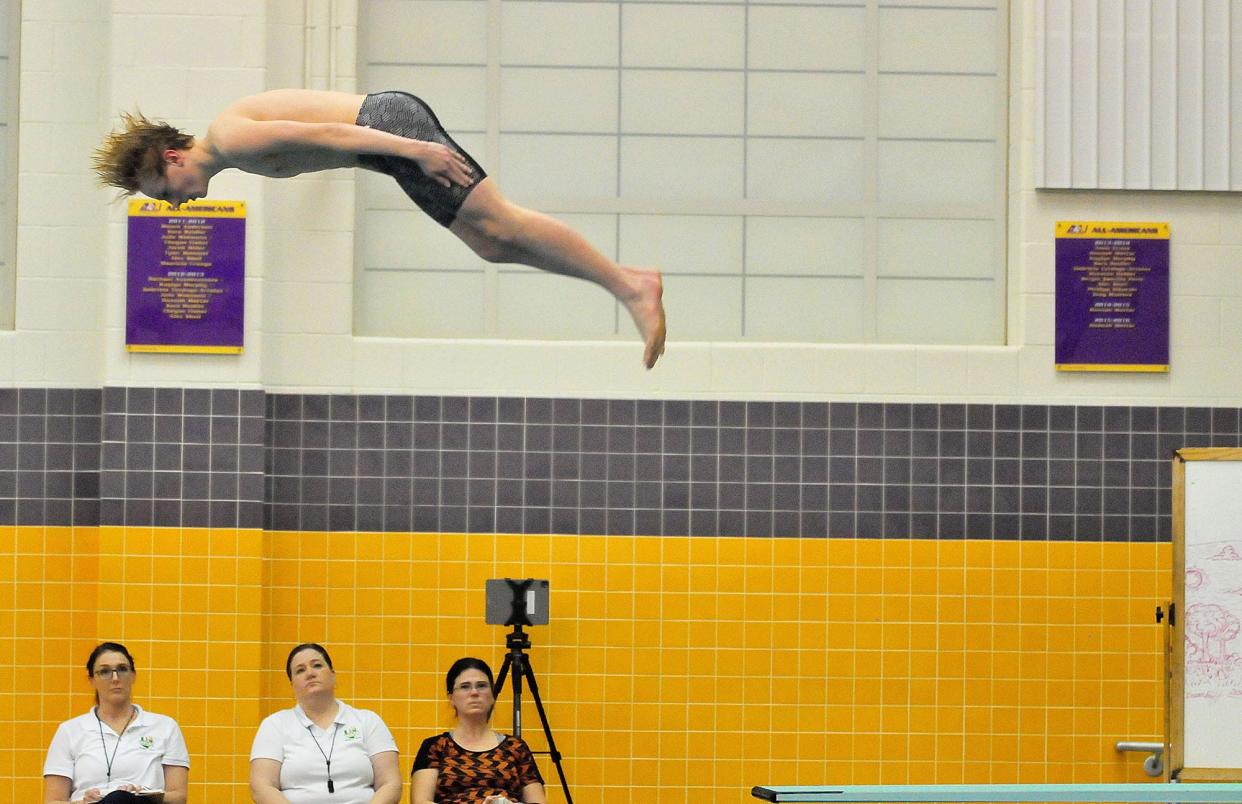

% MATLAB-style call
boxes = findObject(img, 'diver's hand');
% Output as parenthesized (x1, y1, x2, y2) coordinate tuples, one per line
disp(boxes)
(410, 141, 474, 187)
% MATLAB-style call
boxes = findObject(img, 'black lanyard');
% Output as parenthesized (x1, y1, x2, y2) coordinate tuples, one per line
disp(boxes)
(94, 707, 137, 784)
(308, 721, 340, 794)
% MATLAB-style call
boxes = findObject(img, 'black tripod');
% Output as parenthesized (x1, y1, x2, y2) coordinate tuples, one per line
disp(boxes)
(493, 623, 573, 803)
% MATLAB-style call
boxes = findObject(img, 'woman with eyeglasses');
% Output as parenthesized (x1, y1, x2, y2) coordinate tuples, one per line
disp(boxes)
(411, 657, 546, 804)
(249, 643, 401, 804)
(43, 641, 190, 804)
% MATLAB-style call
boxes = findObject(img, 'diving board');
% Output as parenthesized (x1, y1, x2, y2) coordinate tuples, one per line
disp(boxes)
(750, 783, 1242, 802)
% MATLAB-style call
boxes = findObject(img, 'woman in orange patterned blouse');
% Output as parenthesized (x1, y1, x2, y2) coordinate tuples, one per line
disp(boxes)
(410, 658, 546, 804)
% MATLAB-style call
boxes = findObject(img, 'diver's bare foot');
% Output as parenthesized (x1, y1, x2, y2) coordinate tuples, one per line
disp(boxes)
(622, 267, 666, 369)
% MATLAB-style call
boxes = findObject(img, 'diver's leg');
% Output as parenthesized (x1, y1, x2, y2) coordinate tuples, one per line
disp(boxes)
(450, 178, 666, 369)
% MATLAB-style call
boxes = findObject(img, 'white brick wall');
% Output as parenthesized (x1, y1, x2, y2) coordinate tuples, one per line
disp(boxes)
(4, 0, 1242, 404)
(101, 2, 268, 387)
(2, 0, 108, 385)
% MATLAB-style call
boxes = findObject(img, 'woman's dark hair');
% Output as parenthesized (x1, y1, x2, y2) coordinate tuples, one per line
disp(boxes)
(87, 642, 136, 705)
(445, 657, 494, 694)
(285, 643, 334, 679)
(445, 657, 496, 719)
(87, 642, 135, 676)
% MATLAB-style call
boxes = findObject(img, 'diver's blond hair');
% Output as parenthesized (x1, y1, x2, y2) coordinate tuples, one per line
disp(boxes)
(93, 110, 194, 194)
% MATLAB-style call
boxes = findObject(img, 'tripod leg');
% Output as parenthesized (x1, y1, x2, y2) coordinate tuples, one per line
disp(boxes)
(510, 654, 524, 737)
(521, 660, 573, 804)
(494, 654, 512, 698)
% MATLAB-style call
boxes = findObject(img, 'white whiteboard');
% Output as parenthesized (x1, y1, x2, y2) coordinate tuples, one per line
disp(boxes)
(1179, 459, 1242, 771)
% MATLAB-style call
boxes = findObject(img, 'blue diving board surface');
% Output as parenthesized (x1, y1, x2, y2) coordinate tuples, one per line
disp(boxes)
(750, 784, 1242, 803)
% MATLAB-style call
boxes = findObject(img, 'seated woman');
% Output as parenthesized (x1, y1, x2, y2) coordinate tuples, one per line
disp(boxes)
(43, 641, 190, 804)
(249, 643, 401, 804)
(411, 658, 546, 804)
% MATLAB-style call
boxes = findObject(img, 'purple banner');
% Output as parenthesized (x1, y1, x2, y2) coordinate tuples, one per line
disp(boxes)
(1054, 221, 1169, 372)
(126, 200, 246, 353)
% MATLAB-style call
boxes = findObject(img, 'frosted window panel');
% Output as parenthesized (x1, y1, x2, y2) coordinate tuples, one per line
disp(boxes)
(880, 0, 996, 6)
(352, 0, 1007, 345)
(745, 277, 866, 342)
(747, 139, 866, 204)
(878, 7, 999, 74)
(499, 134, 618, 199)
(876, 278, 1001, 344)
(365, 66, 488, 132)
(621, 71, 744, 136)
(618, 215, 743, 275)
(364, 0, 488, 64)
(661, 275, 744, 338)
(362, 210, 482, 271)
(620, 137, 744, 201)
(745, 217, 866, 277)
(621, 5, 745, 69)
(543, 213, 618, 261)
(747, 73, 866, 138)
(877, 141, 997, 205)
(454, 132, 487, 164)
(357, 270, 487, 337)
(496, 271, 619, 338)
(877, 219, 998, 279)
(501, 68, 618, 133)
(360, 169, 417, 210)
(748, 6, 866, 71)
(501, 2, 619, 66)
(878, 75, 997, 140)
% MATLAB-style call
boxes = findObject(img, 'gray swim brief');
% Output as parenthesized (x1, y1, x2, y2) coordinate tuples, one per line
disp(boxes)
(355, 90, 487, 227)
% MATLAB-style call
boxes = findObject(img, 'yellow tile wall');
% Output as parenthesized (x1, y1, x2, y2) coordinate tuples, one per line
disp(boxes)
(1, 528, 1169, 802)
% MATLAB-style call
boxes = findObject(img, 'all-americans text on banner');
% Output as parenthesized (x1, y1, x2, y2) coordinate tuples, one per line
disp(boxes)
(1054, 221, 1169, 372)
(126, 199, 246, 354)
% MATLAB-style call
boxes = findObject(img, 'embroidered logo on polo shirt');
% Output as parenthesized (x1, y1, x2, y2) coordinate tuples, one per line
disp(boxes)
(343, 726, 360, 741)
(140, 736, 154, 749)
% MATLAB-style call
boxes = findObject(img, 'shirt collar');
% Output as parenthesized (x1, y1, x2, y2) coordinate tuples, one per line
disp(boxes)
(294, 700, 350, 728)
(87, 703, 147, 731)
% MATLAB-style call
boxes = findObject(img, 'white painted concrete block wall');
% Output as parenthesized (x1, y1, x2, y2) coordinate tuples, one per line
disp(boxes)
(103, 0, 267, 388)
(8, 0, 109, 386)
(261, 0, 362, 389)
(6, 1, 1242, 403)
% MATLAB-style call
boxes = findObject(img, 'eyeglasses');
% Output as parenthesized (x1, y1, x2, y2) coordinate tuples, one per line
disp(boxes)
(93, 666, 133, 680)
(454, 681, 492, 693)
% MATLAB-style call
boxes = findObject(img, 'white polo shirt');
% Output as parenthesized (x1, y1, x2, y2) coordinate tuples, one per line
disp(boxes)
(250, 700, 398, 804)
(43, 705, 190, 801)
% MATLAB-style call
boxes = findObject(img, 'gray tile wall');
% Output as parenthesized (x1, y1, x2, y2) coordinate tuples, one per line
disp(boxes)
(261, 395, 1238, 541)
(0, 389, 101, 526)
(99, 387, 265, 528)
(5, 388, 1236, 539)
